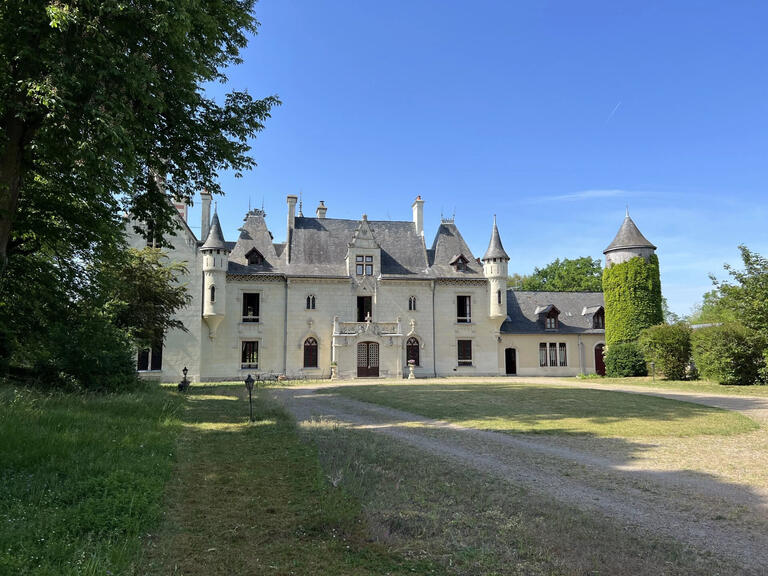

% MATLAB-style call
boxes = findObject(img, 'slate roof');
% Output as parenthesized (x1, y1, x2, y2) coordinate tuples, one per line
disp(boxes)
(228, 210, 279, 272)
(501, 291, 605, 334)
(482, 217, 510, 261)
(427, 221, 484, 278)
(604, 215, 656, 253)
(201, 212, 227, 250)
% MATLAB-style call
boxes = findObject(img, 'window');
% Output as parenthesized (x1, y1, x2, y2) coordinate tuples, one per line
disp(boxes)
(355, 255, 374, 276)
(241, 341, 258, 369)
(408, 296, 417, 311)
(209, 285, 216, 303)
(545, 309, 558, 329)
(539, 343, 566, 367)
(457, 340, 472, 366)
(303, 337, 318, 368)
(137, 344, 163, 371)
(539, 343, 547, 367)
(242, 293, 260, 322)
(306, 294, 316, 310)
(559, 343, 567, 366)
(593, 309, 605, 329)
(457, 295, 471, 323)
(245, 248, 264, 265)
(549, 343, 558, 367)
(406, 337, 420, 366)
(357, 296, 373, 322)
(497, 289, 502, 305)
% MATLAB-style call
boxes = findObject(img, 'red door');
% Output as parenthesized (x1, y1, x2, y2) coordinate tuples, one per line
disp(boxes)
(357, 342, 379, 377)
(595, 344, 606, 376)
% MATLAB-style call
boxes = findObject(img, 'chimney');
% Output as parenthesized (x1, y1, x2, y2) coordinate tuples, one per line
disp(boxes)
(412, 195, 424, 237)
(287, 194, 298, 231)
(201, 190, 212, 240)
(316, 200, 327, 219)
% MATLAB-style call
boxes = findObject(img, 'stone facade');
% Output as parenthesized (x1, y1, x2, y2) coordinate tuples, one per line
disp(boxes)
(125, 194, 655, 381)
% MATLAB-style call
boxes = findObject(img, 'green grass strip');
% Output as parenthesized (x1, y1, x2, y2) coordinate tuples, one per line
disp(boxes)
(324, 382, 758, 437)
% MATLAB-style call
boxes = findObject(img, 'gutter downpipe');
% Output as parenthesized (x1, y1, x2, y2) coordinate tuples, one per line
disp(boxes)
(578, 334, 584, 375)
(283, 278, 288, 375)
(432, 280, 437, 378)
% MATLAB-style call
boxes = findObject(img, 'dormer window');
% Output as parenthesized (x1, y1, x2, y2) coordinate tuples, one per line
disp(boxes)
(593, 308, 605, 329)
(355, 255, 374, 276)
(450, 254, 469, 272)
(245, 248, 264, 266)
(546, 310, 559, 330)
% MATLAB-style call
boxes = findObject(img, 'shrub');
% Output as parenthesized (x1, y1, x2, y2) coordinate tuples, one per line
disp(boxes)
(603, 255, 663, 346)
(604, 342, 648, 377)
(691, 323, 766, 386)
(639, 323, 692, 381)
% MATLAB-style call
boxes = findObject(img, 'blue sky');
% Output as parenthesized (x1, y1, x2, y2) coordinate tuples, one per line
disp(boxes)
(191, 0, 768, 316)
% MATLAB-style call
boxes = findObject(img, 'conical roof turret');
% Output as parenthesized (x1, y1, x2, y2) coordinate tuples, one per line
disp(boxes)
(482, 216, 510, 261)
(603, 210, 656, 254)
(202, 210, 227, 250)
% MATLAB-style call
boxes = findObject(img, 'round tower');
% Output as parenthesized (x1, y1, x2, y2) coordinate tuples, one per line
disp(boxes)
(602, 209, 663, 345)
(201, 209, 228, 339)
(482, 215, 510, 320)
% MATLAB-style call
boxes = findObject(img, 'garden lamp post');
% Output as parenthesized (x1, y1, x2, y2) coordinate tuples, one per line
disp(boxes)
(244, 374, 255, 422)
(178, 366, 190, 392)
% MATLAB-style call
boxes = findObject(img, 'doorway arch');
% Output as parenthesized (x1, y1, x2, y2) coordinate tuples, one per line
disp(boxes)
(505, 348, 517, 375)
(357, 341, 379, 378)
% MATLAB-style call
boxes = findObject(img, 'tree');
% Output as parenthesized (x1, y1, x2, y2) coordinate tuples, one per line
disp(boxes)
(639, 323, 692, 381)
(691, 324, 766, 386)
(516, 257, 603, 292)
(687, 289, 738, 325)
(0, 0, 278, 270)
(713, 246, 768, 339)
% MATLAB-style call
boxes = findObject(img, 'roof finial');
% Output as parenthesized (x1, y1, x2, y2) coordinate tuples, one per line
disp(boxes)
(626, 204, 630, 218)
(298, 190, 304, 217)
(214, 200, 218, 213)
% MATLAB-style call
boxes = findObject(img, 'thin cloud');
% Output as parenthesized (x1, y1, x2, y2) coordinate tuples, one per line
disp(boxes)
(549, 189, 629, 202)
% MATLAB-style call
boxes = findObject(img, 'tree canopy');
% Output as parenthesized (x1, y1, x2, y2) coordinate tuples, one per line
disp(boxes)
(511, 256, 603, 292)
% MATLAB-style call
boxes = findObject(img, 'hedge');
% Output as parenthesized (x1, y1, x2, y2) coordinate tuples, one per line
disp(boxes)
(604, 341, 648, 377)
(691, 323, 766, 386)
(638, 323, 692, 381)
(603, 254, 663, 346)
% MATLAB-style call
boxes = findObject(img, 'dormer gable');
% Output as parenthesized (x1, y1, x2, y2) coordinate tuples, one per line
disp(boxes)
(535, 304, 561, 330)
(245, 247, 265, 266)
(449, 253, 470, 272)
(346, 214, 381, 277)
(582, 305, 605, 329)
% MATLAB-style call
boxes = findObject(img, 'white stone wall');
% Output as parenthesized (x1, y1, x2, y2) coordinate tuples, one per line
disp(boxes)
(499, 333, 606, 376)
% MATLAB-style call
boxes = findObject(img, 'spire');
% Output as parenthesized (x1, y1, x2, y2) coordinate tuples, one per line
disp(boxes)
(202, 209, 227, 250)
(603, 212, 656, 254)
(482, 215, 510, 261)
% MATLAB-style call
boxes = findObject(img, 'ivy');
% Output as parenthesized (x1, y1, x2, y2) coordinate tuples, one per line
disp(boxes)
(603, 254, 663, 346)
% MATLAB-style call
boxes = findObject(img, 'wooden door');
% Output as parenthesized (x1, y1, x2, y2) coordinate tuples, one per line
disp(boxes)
(357, 341, 379, 377)
(595, 344, 606, 376)
(505, 348, 516, 375)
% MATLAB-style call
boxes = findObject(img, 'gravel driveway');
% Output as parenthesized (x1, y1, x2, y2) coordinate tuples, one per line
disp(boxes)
(271, 379, 768, 573)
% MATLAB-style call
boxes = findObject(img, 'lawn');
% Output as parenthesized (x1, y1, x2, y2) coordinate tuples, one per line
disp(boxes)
(322, 382, 758, 437)
(0, 383, 183, 575)
(588, 376, 768, 397)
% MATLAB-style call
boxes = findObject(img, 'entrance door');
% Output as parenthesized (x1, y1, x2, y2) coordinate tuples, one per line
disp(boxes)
(595, 344, 606, 376)
(357, 296, 373, 322)
(357, 341, 379, 377)
(505, 348, 517, 375)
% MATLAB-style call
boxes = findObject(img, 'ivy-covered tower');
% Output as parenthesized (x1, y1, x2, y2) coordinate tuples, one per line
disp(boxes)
(602, 210, 663, 346)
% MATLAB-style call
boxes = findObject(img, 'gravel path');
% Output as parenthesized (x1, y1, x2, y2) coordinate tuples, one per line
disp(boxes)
(271, 380, 768, 573)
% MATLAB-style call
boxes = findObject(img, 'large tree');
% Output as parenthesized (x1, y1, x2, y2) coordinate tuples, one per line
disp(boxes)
(0, 0, 278, 270)
(515, 256, 603, 292)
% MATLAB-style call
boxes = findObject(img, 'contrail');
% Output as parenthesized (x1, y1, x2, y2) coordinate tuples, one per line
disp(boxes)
(606, 101, 622, 123)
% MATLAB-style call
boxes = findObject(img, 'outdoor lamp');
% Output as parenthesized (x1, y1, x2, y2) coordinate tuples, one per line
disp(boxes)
(244, 374, 255, 422)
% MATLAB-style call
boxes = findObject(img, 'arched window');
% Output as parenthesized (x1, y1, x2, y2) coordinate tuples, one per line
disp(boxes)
(306, 295, 316, 310)
(303, 337, 318, 368)
(408, 296, 416, 311)
(209, 285, 215, 303)
(406, 337, 420, 367)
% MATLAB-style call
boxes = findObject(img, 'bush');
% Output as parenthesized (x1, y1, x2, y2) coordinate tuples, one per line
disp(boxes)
(691, 323, 766, 386)
(639, 323, 692, 381)
(604, 342, 648, 377)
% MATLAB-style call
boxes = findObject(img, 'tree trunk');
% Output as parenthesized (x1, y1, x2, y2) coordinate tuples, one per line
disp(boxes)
(0, 117, 27, 273)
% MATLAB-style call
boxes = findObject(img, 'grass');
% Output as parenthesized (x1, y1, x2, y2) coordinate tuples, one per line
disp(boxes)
(0, 383, 183, 575)
(590, 376, 768, 397)
(322, 382, 758, 437)
(140, 385, 442, 575)
(305, 418, 735, 576)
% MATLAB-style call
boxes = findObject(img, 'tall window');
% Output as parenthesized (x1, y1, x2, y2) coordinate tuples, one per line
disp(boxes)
(457, 295, 471, 323)
(549, 342, 558, 366)
(355, 255, 374, 276)
(406, 337, 420, 366)
(303, 337, 318, 368)
(209, 285, 216, 303)
(457, 340, 473, 366)
(242, 293, 260, 322)
(497, 290, 502, 305)
(241, 341, 258, 369)
(539, 343, 567, 367)
(408, 296, 417, 311)
(559, 343, 567, 366)
(593, 309, 605, 329)
(137, 344, 163, 371)
(539, 343, 547, 367)
(306, 294, 316, 310)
